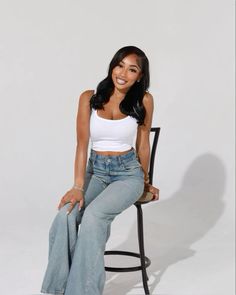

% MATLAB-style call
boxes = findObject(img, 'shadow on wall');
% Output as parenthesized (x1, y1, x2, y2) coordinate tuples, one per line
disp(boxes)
(104, 153, 226, 295)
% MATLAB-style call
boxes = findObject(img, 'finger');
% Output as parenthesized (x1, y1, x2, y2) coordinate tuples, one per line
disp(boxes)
(58, 196, 67, 210)
(78, 198, 84, 211)
(152, 192, 159, 201)
(149, 188, 156, 194)
(58, 199, 65, 210)
(58, 194, 70, 210)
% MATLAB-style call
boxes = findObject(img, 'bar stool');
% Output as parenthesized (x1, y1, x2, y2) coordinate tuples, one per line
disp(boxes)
(104, 127, 161, 295)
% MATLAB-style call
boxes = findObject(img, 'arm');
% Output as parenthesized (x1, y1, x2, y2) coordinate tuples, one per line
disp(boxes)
(135, 92, 154, 183)
(74, 90, 94, 188)
(58, 89, 93, 213)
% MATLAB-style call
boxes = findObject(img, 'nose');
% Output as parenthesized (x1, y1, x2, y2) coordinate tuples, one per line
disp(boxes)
(119, 67, 128, 77)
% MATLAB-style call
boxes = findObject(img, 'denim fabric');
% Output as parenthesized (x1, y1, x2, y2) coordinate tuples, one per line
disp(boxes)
(41, 147, 144, 295)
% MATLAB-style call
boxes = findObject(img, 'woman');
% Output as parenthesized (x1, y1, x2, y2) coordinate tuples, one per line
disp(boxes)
(41, 45, 159, 295)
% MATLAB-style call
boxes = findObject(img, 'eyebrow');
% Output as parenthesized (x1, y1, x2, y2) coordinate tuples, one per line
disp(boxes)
(120, 60, 141, 70)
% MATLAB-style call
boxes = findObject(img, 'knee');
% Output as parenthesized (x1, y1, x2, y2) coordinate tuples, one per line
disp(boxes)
(82, 205, 97, 224)
(57, 203, 70, 221)
(49, 204, 79, 240)
(81, 205, 101, 228)
(51, 204, 77, 230)
(81, 205, 111, 227)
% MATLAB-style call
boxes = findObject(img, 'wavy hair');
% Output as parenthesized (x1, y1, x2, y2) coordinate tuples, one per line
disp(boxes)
(90, 46, 150, 125)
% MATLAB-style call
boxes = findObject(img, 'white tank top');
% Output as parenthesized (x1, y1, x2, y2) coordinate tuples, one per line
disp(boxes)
(90, 108, 138, 152)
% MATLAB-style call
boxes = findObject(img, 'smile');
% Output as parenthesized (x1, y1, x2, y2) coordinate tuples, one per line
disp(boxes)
(116, 77, 127, 85)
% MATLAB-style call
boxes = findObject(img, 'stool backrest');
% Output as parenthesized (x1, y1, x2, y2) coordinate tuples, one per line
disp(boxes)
(149, 127, 161, 185)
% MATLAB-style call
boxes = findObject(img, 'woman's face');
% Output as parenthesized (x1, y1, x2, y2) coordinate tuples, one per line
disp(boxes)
(111, 54, 142, 93)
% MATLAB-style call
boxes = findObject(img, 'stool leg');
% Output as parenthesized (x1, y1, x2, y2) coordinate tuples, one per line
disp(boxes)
(136, 204, 150, 295)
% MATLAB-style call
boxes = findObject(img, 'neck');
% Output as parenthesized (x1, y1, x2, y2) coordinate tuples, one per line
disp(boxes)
(111, 87, 129, 102)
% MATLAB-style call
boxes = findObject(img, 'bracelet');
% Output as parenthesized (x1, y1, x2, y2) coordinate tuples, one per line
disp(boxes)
(72, 184, 84, 192)
(144, 175, 150, 184)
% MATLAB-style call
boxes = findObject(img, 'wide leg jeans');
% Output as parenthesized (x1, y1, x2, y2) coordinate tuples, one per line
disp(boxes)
(40, 147, 144, 295)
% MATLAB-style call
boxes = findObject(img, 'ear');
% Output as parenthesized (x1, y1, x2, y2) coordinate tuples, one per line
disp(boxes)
(137, 73, 143, 82)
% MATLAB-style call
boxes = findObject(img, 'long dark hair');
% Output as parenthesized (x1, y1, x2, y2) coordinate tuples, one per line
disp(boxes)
(90, 46, 150, 126)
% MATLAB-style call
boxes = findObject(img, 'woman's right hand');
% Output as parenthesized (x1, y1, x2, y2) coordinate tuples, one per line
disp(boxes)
(57, 188, 84, 214)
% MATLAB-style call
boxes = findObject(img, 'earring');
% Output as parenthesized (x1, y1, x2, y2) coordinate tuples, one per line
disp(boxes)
(137, 80, 140, 83)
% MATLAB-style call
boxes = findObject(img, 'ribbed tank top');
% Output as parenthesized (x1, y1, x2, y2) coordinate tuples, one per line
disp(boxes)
(90, 108, 138, 152)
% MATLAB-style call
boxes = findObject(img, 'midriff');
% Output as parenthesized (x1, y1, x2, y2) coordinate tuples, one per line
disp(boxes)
(92, 148, 133, 156)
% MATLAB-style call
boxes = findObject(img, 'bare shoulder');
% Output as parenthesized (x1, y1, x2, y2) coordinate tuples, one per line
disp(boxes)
(76, 90, 95, 144)
(143, 92, 154, 109)
(139, 92, 154, 131)
(78, 89, 95, 106)
(76, 89, 95, 121)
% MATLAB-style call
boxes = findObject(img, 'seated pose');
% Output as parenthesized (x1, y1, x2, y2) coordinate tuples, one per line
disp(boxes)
(40, 45, 159, 295)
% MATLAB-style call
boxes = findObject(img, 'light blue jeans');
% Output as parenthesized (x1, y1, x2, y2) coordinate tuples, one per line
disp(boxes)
(40, 147, 144, 295)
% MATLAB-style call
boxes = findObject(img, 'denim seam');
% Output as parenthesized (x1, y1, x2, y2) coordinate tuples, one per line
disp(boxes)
(92, 174, 107, 188)
(41, 288, 64, 294)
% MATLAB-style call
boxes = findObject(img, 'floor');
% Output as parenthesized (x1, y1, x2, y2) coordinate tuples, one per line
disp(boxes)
(1, 198, 234, 295)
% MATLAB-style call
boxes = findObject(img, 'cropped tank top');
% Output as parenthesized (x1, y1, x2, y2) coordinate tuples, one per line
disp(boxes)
(90, 108, 138, 152)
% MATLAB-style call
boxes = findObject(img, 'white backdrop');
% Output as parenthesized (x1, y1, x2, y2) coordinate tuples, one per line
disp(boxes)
(0, 1, 234, 294)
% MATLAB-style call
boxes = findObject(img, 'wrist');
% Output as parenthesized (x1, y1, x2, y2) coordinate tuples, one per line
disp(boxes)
(144, 174, 150, 184)
(72, 184, 84, 192)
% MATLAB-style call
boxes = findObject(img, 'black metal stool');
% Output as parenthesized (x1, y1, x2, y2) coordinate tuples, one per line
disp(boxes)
(104, 127, 160, 295)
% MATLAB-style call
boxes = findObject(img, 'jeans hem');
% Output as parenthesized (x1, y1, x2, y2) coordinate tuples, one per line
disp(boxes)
(41, 288, 64, 294)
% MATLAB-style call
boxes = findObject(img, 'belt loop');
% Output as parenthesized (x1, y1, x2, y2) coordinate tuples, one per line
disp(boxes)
(91, 149, 96, 163)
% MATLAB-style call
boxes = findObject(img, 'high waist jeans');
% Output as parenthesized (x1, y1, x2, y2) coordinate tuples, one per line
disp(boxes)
(40, 147, 144, 295)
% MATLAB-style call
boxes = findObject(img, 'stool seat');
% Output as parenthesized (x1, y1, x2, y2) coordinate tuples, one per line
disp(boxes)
(136, 191, 154, 203)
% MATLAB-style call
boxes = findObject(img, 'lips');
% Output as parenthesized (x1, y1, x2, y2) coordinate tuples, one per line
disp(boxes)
(116, 77, 127, 85)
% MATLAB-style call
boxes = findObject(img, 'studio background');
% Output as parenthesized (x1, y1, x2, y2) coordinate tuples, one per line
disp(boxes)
(0, 1, 234, 294)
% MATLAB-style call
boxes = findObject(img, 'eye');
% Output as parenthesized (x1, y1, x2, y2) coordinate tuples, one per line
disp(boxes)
(130, 68, 137, 73)
(118, 63, 123, 68)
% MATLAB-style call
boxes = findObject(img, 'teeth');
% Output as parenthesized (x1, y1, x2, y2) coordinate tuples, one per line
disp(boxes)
(116, 78, 127, 85)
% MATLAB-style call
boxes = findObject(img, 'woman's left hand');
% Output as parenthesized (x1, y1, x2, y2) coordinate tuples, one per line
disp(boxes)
(144, 183, 159, 201)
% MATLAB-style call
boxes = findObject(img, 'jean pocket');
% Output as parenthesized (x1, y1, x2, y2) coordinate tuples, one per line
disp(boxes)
(122, 158, 142, 170)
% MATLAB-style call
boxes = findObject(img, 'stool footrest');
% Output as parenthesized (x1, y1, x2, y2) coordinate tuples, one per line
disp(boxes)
(104, 250, 151, 272)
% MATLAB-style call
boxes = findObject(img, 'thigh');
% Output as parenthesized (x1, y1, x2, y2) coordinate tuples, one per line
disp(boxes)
(86, 176, 144, 219)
